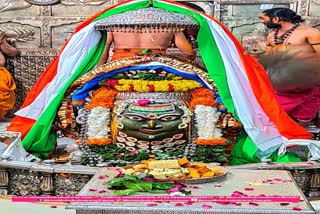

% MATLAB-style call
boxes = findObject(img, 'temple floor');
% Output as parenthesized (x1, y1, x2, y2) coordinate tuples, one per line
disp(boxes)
(0, 196, 75, 214)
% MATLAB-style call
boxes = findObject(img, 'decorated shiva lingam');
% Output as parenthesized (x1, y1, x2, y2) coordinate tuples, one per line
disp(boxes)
(71, 66, 242, 167)
(113, 98, 191, 154)
(54, 6, 242, 167)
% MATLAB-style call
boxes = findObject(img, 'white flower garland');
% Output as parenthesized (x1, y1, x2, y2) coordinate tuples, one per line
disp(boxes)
(87, 107, 111, 139)
(194, 105, 222, 139)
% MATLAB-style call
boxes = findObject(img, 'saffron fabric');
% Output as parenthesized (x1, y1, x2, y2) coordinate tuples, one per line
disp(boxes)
(7, 0, 312, 163)
(275, 87, 320, 121)
(0, 66, 15, 116)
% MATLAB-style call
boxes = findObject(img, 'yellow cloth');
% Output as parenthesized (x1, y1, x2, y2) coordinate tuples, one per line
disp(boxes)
(0, 66, 16, 116)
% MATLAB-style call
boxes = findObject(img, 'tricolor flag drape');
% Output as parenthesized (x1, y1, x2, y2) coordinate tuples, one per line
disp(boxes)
(7, 0, 312, 164)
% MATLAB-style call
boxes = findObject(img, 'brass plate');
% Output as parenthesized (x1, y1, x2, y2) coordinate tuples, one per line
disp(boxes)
(123, 162, 228, 184)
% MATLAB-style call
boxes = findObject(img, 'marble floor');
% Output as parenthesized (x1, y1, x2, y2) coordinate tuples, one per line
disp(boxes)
(0, 197, 319, 214)
(0, 198, 75, 214)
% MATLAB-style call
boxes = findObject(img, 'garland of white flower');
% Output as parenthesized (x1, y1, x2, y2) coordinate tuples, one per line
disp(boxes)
(87, 107, 111, 139)
(194, 105, 222, 139)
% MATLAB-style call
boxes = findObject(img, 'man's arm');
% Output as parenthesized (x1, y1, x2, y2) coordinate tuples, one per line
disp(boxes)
(307, 27, 320, 54)
(264, 32, 274, 55)
(174, 32, 195, 59)
(97, 32, 113, 66)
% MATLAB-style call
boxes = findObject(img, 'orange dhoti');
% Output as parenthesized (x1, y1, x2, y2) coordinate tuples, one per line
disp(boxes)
(111, 49, 167, 61)
(0, 66, 16, 116)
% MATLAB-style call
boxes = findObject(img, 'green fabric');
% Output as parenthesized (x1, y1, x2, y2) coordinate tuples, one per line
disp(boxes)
(22, 0, 151, 158)
(271, 152, 301, 163)
(153, 0, 300, 164)
(153, 1, 236, 118)
(230, 131, 260, 165)
(23, 34, 107, 157)
(23, 0, 301, 163)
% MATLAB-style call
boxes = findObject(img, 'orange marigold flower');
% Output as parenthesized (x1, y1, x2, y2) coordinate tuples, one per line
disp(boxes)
(86, 87, 118, 110)
(190, 88, 217, 109)
(86, 138, 112, 146)
(191, 88, 214, 98)
(190, 98, 217, 109)
(195, 138, 227, 146)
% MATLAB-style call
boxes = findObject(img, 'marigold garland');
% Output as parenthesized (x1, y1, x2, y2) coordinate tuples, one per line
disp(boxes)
(190, 88, 217, 109)
(192, 88, 214, 97)
(86, 138, 112, 146)
(114, 79, 202, 92)
(195, 138, 227, 146)
(86, 87, 118, 110)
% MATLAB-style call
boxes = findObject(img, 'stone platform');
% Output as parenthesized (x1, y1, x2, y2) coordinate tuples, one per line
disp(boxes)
(1, 121, 320, 198)
(0, 161, 97, 196)
(67, 168, 315, 214)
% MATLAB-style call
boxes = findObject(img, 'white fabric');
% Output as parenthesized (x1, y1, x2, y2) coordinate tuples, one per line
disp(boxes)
(15, 23, 101, 120)
(0, 132, 27, 161)
(15, 0, 145, 120)
(278, 139, 320, 160)
(158, 0, 318, 158)
(15, 0, 314, 157)
(205, 19, 286, 153)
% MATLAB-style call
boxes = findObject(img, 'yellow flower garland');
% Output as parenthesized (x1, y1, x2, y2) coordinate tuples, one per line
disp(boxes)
(114, 79, 202, 92)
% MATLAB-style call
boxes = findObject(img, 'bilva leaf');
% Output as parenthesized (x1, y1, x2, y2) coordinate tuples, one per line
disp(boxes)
(180, 190, 192, 195)
(123, 174, 138, 181)
(114, 189, 138, 196)
(136, 173, 147, 179)
(123, 181, 144, 191)
(138, 181, 153, 191)
(151, 182, 175, 190)
(107, 177, 126, 187)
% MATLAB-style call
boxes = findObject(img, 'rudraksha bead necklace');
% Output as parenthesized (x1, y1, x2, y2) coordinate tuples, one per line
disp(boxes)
(273, 23, 300, 45)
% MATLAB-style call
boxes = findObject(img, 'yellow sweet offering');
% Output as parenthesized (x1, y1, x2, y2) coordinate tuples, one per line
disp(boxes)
(148, 160, 180, 169)
(122, 158, 224, 180)
(178, 157, 189, 166)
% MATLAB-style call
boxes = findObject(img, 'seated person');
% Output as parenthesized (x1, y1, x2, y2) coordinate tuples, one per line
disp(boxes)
(97, 30, 195, 65)
(0, 31, 18, 122)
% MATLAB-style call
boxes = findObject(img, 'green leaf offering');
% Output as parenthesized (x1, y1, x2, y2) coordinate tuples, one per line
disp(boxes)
(136, 173, 147, 180)
(123, 181, 145, 191)
(114, 189, 138, 196)
(107, 177, 126, 187)
(108, 175, 189, 196)
(123, 174, 138, 181)
(151, 182, 175, 190)
(180, 190, 192, 196)
(138, 181, 153, 192)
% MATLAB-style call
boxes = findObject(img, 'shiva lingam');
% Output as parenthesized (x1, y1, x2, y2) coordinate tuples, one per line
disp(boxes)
(113, 98, 191, 154)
